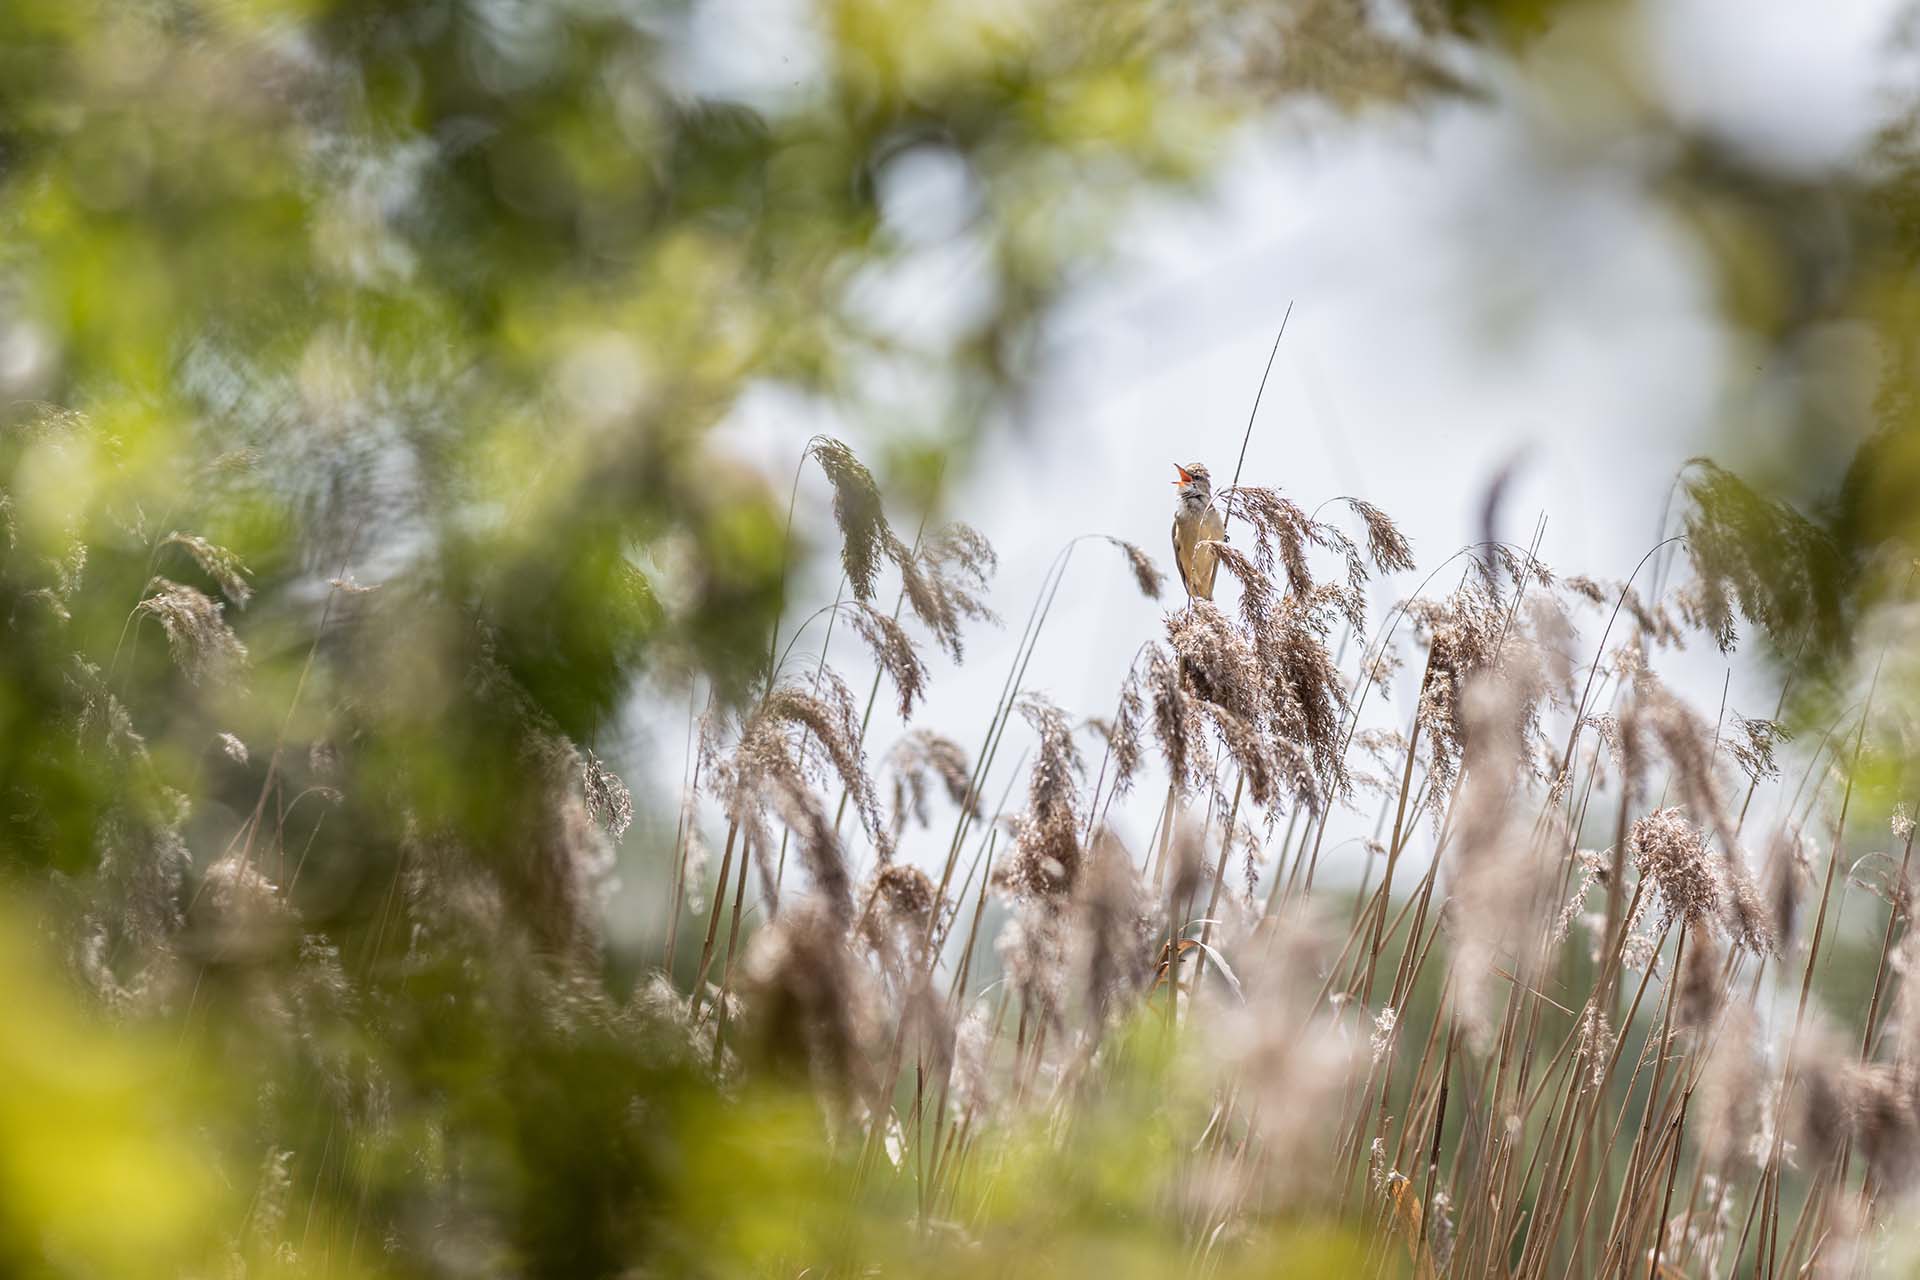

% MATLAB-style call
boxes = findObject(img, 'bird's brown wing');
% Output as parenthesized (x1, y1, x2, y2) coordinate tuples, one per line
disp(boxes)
(1190, 507, 1225, 601)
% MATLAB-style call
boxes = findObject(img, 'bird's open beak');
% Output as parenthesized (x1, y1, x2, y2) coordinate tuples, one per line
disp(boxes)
(1173, 464, 1192, 485)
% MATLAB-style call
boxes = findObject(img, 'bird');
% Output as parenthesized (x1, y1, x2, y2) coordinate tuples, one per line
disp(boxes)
(1170, 461, 1226, 603)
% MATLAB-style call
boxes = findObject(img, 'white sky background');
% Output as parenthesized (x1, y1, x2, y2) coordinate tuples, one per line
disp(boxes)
(612, 0, 1917, 943)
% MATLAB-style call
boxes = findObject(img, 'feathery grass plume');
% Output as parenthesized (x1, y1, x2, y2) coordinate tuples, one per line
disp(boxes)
(1165, 600, 1262, 727)
(580, 748, 634, 840)
(1221, 533, 1359, 756)
(1308, 521, 1369, 603)
(1369, 1005, 1399, 1066)
(136, 577, 248, 684)
(1630, 807, 1720, 930)
(1670, 580, 1734, 652)
(1651, 1182, 1734, 1279)
(160, 531, 253, 608)
(56, 537, 85, 597)
(1205, 907, 1358, 1210)
(1851, 1063, 1919, 1188)
(81, 799, 194, 1012)
(1695, 1004, 1763, 1165)
(514, 731, 621, 961)
(1405, 580, 1520, 810)
(1140, 641, 1204, 794)
(1563, 574, 1611, 609)
(1232, 813, 1266, 908)
(1341, 497, 1415, 575)
(881, 729, 976, 844)
(1728, 714, 1789, 783)
(1577, 1006, 1615, 1090)
(1348, 766, 1399, 799)
(24, 537, 88, 620)
(1766, 825, 1813, 951)
(279, 934, 362, 1103)
(807, 437, 889, 602)
(740, 675, 888, 860)
(1468, 543, 1549, 596)
(1217, 487, 1415, 599)
(1265, 585, 1353, 800)
(733, 800, 782, 920)
(1357, 728, 1408, 776)
(1527, 591, 1577, 696)
(184, 850, 296, 972)
(1814, 1186, 1868, 1279)
(1447, 667, 1518, 866)
(1163, 817, 1208, 924)
(1105, 536, 1165, 599)
(1634, 671, 1773, 952)
(1426, 1190, 1457, 1274)
(1101, 664, 1147, 799)
(1610, 680, 1658, 806)
(1189, 542, 1346, 807)
(67, 657, 147, 761)
(1190, 548, 1344, 805)
(718, 687, 857, 915)
(1628, 672, 1718, 810)
(926, 521, 997, 588)
(996, 694, 1086, 902)
(630, 972, 708, 1058)
(1793, 1042, 1852, 1171)
(1680, 457, 1847, 657)
(1200, 700, 1280, 810)
(231, 1148, 296, 1272)
(1076, 828, 1157, 1037)
(995, 905, 1068, 1037)
(893, 523, 998, 662)
(858, 863, 939, 973)
(1678, 920, 1723, 1030)
(848, 602, 929, 717)
(397, 823, 515, 972)
(1205, 540, 1275, 633)
(949, 1002, 994, 1120)
(1618, 927, 1660, 974)
(1446, 676, 1558, 1048)
(691, 702, 727, 795)
(1498, 622, 1560, 780)
(1552, 848, 1608, 945)
(309, 737, 342, 778)
(765, 769, 851, 925)
(1562, 574, 1683, 649)
(1585, 711, 1621, 776)
(1624, 583, 1682, 648)
(741, 897, 877, 1108)
(1217, 484, 1319, 595)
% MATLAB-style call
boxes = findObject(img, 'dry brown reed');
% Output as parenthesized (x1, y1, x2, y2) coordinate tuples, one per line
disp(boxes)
(136, 576, 248, 683)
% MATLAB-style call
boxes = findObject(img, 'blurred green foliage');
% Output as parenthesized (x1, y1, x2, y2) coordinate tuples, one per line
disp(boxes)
(0, 909, 229, 1278)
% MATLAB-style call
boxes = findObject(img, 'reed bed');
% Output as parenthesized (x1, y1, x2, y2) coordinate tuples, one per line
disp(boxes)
(28, 419, 1920, 1279)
